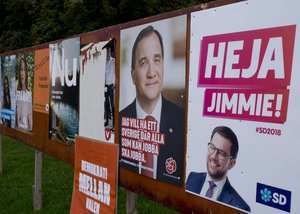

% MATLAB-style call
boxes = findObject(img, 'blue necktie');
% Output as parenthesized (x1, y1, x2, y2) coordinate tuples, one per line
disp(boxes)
(205, 181, 216, 198)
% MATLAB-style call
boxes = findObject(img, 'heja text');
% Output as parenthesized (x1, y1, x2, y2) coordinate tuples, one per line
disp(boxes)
(197, 25, 296, 124)
(198, 25, 295, 87)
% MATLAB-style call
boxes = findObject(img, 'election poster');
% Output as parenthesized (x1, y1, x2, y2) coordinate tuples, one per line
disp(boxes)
(33, 48, 50, 114)
(49, 37, 80, 145)
(15, 52, 34, 132)
(70, 136, 118, 214)
(79, 39, 115, 143)
(186, 0, 300, 213)
(1, 55, 16, 128)
(119, 15, 187, 186)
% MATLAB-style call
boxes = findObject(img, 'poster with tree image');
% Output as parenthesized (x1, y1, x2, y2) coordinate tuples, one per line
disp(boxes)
(49, 37, 80, 145)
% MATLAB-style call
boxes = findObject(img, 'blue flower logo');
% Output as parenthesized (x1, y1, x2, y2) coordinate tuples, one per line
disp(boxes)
(260, 188, 272, 202)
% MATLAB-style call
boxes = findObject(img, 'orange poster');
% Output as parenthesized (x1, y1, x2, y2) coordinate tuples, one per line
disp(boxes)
(70, 136, 119, 214)
(33, 48, 50, 114)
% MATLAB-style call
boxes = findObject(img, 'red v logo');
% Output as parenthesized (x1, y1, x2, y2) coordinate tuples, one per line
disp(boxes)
(105, 128, 111, 141)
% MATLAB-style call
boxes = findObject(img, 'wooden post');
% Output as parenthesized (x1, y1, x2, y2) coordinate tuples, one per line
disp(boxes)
(126, 190, 137, 214)
(0, 135, 3, 175)
(33, 150, 42, 210)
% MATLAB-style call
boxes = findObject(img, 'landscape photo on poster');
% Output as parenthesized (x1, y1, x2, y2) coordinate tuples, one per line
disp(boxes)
(49, 37, 80, 145)
(1, 55, 16, 128)
(186, 1, 300, 214)
(15, 52, 34, 132)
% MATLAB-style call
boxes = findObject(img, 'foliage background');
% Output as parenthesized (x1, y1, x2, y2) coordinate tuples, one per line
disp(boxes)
(1, 56, 16, 82)
(0, 0, 214, 53)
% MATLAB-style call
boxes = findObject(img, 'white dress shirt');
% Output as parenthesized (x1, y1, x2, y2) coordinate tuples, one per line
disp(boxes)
(200, 174, 227, 200)
(105, 57, 115, 85)
(136, 95, 162, 179)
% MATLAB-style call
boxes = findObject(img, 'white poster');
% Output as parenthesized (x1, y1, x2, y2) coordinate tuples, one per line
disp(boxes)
(79, 41, 114, 143)
(186, 0, 300, 213)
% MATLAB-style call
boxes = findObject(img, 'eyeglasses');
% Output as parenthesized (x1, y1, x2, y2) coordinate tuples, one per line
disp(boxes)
(207, 143, 232, 160)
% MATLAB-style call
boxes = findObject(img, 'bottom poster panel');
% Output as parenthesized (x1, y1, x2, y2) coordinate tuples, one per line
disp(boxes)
(70, 136, 119, 214)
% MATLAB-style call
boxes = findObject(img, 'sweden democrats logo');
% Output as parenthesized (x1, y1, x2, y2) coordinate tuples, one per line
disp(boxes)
(256, 183, 291, 212)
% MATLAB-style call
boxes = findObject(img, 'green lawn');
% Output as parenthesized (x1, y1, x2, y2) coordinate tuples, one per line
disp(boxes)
(0, 136, 178, 214)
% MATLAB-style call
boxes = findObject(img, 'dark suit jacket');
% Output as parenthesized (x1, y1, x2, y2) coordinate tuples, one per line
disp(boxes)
(119, 96, 184, 186)
(186, 172, 251, 212)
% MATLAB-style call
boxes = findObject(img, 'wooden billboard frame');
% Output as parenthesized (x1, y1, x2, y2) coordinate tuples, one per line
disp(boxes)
(0, 0, 246, 213)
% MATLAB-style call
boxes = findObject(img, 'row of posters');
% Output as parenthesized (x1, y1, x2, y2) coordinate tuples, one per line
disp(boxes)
(1, 0, 300, 213)
(0, 37, 115, 144)
(48, 37, 116, 145)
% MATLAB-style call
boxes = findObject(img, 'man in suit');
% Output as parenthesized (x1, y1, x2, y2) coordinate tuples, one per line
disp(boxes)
(186, 126, 251, 212)
(119, 25, 184, 186)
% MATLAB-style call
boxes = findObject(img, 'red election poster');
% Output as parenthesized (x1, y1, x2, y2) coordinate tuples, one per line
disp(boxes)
(70, 136, 119, 214)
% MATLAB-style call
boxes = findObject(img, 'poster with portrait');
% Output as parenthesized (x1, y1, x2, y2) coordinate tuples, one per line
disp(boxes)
(49, 37, 80, 145)
(79, 39, 115, 143)
(70, 136, 118, 214)
(15, 53, 34, 132)
(119, 15, 187, 186)
(1, 55, 16, 128)
(186, 0, 300, 213)
(34, 48, 50, 114)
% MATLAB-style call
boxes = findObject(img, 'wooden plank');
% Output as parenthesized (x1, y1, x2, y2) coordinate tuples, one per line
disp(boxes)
(126, 190, 137, 214)
(33, 150, 42, 210)
(0, 135, 2, 175)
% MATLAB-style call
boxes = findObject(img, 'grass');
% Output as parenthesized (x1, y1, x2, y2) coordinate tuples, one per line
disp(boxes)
(0, 136, 178, 214)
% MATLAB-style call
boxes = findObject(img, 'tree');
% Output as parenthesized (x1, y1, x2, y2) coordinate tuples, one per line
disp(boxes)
(30, 0, 69, 45)
(0, 0, 213, 53)
(0, 0, 33, 52)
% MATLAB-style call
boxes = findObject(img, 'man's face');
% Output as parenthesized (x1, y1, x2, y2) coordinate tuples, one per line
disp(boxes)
(206, 132, 236, 181)
(132, 32, 164, 106)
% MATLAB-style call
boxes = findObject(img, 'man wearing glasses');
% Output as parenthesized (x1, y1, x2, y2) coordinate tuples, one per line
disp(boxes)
(186, 126, 251, 212)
